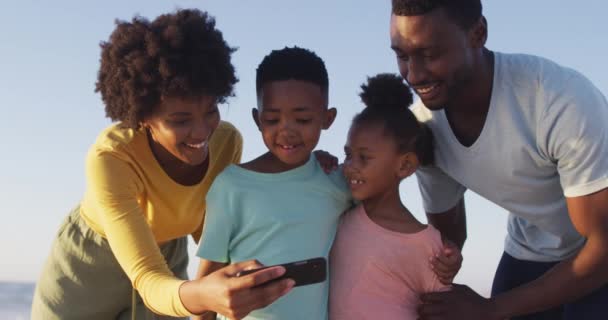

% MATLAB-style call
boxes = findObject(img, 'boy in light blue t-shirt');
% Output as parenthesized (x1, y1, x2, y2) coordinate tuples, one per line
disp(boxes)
(195, 47, 352, 320)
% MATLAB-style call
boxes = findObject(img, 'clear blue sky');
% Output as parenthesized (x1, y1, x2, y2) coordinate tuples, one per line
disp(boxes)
(1, 0, 606, 297)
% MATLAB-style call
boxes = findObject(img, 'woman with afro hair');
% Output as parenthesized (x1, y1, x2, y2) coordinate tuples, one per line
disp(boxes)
(31, 9, 292, 320)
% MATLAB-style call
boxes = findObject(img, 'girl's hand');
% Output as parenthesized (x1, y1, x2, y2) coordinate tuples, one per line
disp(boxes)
(430, 240, 463, 284)
(313, 150, 338, 173)
(182, 260, 295, 319)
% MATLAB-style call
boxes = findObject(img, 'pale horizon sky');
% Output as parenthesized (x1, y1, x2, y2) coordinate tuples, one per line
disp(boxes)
(1, 0, 606, 298)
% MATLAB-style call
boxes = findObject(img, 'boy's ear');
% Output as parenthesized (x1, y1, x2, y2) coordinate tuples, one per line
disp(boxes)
(397, 152, 419, 179)
(469, 16, 488, 48)
(322, 107, 337, 129)
(252, 108, 261, 130)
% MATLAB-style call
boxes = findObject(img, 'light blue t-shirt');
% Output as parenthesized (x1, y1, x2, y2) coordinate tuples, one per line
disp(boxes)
(197, 155, 352, 320)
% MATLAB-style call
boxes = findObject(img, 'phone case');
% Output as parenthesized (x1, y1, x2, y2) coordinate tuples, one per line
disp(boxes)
(236, 257, 327, 287)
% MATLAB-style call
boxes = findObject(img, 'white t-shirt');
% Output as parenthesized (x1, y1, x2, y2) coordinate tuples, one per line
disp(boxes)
(412, 52, 608, 262)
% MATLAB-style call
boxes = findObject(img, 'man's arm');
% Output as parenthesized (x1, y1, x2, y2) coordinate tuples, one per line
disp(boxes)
(492, 187, 608, 318)
(426, 197, 467, 250)
(419, 188, 608, 320)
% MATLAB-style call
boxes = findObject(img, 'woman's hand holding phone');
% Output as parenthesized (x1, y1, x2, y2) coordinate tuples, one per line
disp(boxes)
(181, 260, 294, 319)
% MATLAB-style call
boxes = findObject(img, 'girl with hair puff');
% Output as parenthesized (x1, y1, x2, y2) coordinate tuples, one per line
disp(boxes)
(329, 74, 452, 319)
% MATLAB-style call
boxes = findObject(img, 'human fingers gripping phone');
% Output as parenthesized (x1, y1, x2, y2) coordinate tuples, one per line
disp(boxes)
(236, 257, 326, 287)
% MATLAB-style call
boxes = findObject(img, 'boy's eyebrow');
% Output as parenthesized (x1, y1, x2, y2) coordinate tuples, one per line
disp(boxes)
(262, 106, 314, 112)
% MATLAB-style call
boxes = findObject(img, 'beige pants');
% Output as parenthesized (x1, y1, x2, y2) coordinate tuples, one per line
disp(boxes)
(31, 206, 189, 320)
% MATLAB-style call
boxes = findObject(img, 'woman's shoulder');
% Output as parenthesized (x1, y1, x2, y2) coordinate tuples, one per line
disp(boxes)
(213, 121, 242, 143)
(90, 122, 144, 153)
(209, 121, 242, 155)
(84, 123, 149, 179)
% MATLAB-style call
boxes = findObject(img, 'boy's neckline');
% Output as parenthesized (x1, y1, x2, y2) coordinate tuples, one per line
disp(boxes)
(229, 154, 317, 180)
(239, 152, 312, 174)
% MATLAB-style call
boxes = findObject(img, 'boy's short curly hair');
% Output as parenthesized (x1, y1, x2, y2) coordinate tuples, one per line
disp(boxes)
(255, 46, 329, 100)
(392, 0, 482, 30)
(95, 9, 237, 128)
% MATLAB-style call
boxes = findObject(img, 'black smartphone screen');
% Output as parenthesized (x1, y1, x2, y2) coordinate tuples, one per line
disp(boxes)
(236, 257, 326, 287)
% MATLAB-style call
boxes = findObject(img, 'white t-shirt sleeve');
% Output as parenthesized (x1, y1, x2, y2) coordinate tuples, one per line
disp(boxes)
(538, 72, 608, 197)
(416, 165, 467, 214)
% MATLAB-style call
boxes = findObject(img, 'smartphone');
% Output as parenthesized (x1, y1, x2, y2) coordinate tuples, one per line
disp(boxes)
(236, 257, 326, 287)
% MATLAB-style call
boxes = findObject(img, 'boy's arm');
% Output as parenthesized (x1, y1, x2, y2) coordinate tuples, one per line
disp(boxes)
(191, 260, 228, 320)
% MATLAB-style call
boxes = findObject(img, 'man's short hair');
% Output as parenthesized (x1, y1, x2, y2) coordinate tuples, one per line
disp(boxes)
(392, 0, 482, 29)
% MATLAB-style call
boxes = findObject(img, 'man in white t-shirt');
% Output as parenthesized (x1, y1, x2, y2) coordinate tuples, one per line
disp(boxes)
(389, 1, 608, 319)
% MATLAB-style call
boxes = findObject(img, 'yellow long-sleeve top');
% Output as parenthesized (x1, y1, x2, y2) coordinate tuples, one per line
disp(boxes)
(80, 121, 242, 317)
